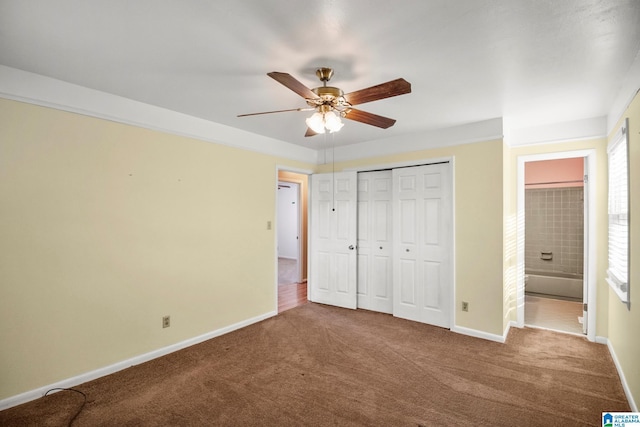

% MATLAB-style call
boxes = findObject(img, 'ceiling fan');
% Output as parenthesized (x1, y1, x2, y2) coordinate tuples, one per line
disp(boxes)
(238, 68, 411, 137)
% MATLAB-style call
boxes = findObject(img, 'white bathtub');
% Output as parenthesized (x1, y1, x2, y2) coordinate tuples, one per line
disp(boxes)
(524, 272, 583, 300)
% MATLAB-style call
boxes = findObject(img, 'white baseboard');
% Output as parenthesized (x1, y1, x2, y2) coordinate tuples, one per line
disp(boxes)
(0, 310, 277, 411)
(506, 320, 518, 340)
(451, 325, 507, 343)
(601, 337, 638, 412)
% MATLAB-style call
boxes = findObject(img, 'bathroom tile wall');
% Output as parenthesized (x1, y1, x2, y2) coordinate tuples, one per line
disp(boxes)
(525, 187, 584, 276)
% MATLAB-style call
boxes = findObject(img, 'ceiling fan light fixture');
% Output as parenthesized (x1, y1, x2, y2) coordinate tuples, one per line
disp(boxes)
(306, 110, 344, 134)
(306, 112, 326, 134)
(324, 111, 344, 133)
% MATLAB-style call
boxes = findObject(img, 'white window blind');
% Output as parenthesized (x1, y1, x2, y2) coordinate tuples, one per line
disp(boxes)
(606, 118, 629, 303)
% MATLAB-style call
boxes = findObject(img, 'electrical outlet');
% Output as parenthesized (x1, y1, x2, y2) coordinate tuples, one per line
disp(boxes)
(267, 221, 272, 230)
(462, 302, 469, 312)
(162, 315, 170, 328)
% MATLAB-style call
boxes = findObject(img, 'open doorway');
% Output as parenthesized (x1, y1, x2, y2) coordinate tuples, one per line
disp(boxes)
(516, 150, 596, 341)
(277, 170, 309, 313)
(277, 181, 300, 283)
(523, 158, 584, 334)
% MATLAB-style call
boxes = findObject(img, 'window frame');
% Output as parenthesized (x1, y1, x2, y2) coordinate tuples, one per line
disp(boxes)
(606, 118, 630, 305)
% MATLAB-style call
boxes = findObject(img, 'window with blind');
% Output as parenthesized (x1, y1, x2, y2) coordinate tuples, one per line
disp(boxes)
(606, 118, 629, 304)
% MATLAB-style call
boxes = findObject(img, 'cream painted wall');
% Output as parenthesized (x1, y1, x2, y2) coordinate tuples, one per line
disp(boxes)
(607, 91, 640, 409)
(0, 99, 315, 400)
(508, 138, 609, 337)
(318, 139, 506, 336)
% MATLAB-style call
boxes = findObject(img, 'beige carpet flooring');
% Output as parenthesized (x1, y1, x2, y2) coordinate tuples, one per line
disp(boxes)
(0, 303, 629, 426)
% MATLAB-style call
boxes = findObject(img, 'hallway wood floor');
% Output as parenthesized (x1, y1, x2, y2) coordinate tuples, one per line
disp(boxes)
(278, 258, 307, 313)
(278, 282, 308, 313)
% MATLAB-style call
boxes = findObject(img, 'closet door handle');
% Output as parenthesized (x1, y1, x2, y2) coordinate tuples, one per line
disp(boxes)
(349, 245, 355, 250)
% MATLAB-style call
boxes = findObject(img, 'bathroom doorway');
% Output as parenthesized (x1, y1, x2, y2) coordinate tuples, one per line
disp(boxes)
(524, 157, 584, 334)
(516, 150, 596, 340)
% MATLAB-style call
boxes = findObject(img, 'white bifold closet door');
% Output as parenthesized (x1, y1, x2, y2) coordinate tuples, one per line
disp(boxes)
(309, 164, 452, 329)
(309, 171, 358, 309)
(357, 171, 393, 314)
(392, 163, 452, 328)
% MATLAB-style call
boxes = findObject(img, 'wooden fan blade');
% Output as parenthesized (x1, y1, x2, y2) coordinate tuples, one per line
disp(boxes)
(267, 72, 319, 99)
(343, 108, 397, 129)
(343, 78, 411, 106)
(304, 127, 319, 137)
(237, 107, 314, 117)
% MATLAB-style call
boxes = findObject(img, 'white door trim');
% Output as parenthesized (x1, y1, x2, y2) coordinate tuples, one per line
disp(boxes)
(515, 149, 596, 342)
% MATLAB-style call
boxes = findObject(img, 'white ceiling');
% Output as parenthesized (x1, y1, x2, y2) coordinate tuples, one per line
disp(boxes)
(1, 0, 640, 151)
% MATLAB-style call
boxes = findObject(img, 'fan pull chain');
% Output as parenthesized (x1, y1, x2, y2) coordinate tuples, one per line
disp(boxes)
(331, 132, 336, 212)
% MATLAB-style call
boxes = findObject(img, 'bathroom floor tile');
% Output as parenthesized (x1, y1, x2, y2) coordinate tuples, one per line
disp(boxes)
(525, 294, 584, 335)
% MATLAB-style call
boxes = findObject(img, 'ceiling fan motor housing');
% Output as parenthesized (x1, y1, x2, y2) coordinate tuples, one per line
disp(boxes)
(311, 67, 346, 106)
(312, 85, 343, 100)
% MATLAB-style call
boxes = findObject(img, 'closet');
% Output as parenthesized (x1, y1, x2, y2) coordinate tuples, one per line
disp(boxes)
(310, 162, 453, 328)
